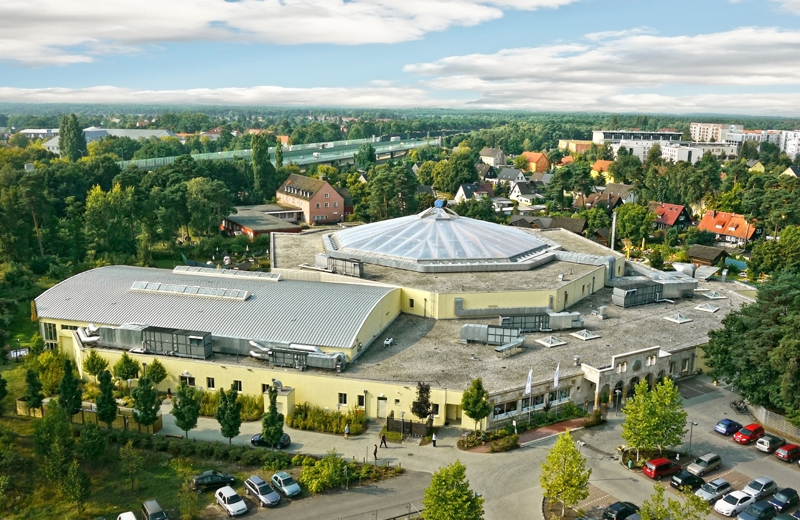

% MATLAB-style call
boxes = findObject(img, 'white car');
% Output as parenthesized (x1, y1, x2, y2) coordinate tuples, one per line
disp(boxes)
(117, 513, 137, 520)
(714, 491, 755, 517)
(215, 486, 248, 517)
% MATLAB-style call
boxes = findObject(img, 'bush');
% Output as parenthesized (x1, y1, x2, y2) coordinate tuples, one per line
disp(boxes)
(239, 448, 263, 466)
(457, 431, 483, 450)
(292, 454, 310, 466)
(300, 449, 347, 493)
(489, 434, 519, 453)
(583, 408, 607, 428)
(379, 427, 404, 443)
(237, 393, 264, 422)
(286, 403, 367, 435)
(262, 451, 292, 472)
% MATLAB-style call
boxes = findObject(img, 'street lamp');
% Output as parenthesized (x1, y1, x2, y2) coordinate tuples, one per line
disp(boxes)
(688, 421, 698, 456)
(615, 389, 622, 417)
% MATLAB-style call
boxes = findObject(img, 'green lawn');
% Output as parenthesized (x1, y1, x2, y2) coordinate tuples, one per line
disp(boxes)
(8, 301, 39, 348)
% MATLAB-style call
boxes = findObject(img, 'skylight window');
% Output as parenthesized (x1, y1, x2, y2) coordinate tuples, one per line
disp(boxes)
(130, 281, 249, 301)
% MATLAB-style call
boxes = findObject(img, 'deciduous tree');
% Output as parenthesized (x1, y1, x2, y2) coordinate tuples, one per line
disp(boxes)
(354, 143, 376, 170)
(422, 460, 484, 520)
(112, 351, 140, 383)
(461, 378, 491, 432)
(131, 375, 160, 428)
(615, 203, 656, 245)
(640, 483, 710, 520)
(61, 459, 91, 514)
(216, 384, 243, 444)
(145, 358, 168, 386)
(83, 350, 108, 383)
(77, 422, 106, 462)
(261, 385, 285, 448)
(622, 378, 687, 456)
(540, 431, 591, 516)
(0, 373, 7, 416)
(119, 439, 143, 492)
(173, 381, 201, 439)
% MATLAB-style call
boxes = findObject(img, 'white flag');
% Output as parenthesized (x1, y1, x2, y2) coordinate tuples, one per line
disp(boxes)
(553, 363, 560, 389)
(524, 369, 532, 395)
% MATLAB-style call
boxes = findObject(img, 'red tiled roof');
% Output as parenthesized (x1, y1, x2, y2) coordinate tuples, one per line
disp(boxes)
(558, 156, 574, 166)
(647, 202, 687, 227)
(698, 210, 756, 240)
(592, 160, 613, 173)
(521, 152, 548, 163)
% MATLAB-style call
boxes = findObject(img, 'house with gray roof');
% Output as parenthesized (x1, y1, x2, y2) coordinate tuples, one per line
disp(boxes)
(479, 147, 506, 167)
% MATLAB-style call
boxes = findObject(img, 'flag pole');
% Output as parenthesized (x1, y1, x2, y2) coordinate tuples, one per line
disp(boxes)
(526, 366, 532, 426)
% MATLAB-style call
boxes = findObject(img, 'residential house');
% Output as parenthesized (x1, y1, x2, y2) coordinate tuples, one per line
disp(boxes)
(220, 205, 302, 239)
(746, 160, 765, 173)
(491, 197, 514, 215)
(509, 215, 587, 235)
(529, 171, 554, 190)
(277, 174, 345, 225)
(686, 244, 729, 267)
(411, 162, 423, 175)
(476, 163, 496, 182)
(19, 128, 58, 140)
(479, 147, 506, 167)
(780, 166, 800, 177)
(697, 210, 758, 246)
(601, 183, 637, 204)
(520, 152, 550, 173)
(647, 202, 692, 231)
(574, 192, 623, 212)
(276, 135, 290, 145)
(454, 183, 494, 204)
(336, 188, 354, 217)
(556, 156, 574, 168)
(557, 140, 594, 154)
(593, 227, 611, 247)
(509, 182, 543, 206)
(591, 160, 614, 181)
(491, 167, 527, 187)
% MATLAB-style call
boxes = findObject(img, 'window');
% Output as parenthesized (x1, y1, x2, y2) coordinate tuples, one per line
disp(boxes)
(333, 202, 338, 207)
(233, 380, 242, 392)
(493, 400, 517, 418)
(548, 388, 570, 403)
(325, 192, 330, 198)
(357, 395, 365, 407)
(409, 299, 415, 308)
(325, 202, 329, 208)
(316, 203, 321, 208)
(43, 322, 58, 350)
(207, 377, 215, 390)
(60, 324, 78, 331)
(262, 384, 270, 394)
(432, 403, 440, 416)
(180, 376, 196, 387)
(669, 361, 677, 374)
(338, 393, 347, 405)
(394, 399, 400, 405)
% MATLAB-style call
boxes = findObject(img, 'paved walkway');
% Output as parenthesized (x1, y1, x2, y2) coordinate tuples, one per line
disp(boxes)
(468, 418, 585, 453)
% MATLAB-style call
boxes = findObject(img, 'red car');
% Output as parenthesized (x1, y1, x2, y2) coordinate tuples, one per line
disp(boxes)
(733, 423, 765, 445)
(643, 458, 680, 480)
(774, 444, 800, 462)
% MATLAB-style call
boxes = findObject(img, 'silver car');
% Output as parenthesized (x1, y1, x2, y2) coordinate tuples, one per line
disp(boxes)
(742, 476, 778, 501)
(695, 478, 733, 503)
(245, 475, 281, 507)
(686, 453, 721, 476)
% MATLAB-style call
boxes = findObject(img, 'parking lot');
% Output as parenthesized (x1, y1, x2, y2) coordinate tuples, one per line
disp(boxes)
(573, 379, 800, 519)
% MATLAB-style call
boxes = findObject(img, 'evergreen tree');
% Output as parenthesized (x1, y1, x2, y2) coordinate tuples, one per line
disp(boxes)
(422, 460, 484, 520)
(274, 140, 284, 168)
(145, 358, 168, 386)
(411, 381, 432, 420)
(461, 378, 491, 432)
(131, 375, 160, 427)
(61, 460, 91, 514)
(58, 358, 82, 417)
(96, 369, 118, 428)
(216, 384, 243, 444)
(540, 431, 591, 516)
(24, 368, 44, 411)
(83, 350, 108, 383)
(34, 401, 74, 457)
(172, 381, 201, 438)
(77, 422, 106, 462)
(354, 143, 377, 170)
(59, 113, 87, 162)
(252, 133, 278, 201)
(112, 351, 140, 384)
(261, 385, 285, 448)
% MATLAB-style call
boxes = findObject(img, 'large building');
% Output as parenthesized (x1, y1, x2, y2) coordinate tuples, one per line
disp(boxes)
(36, 205, 745, 431)
(690, 123, 742, 143)
(276, 174, 346, 225)
(592, 130, 682, 145)
(44, 127, 176, 156)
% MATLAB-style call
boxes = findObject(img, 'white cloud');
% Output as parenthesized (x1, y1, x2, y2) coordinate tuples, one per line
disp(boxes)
(0, 0, 578, 66)
(401, 26, 800, 114)
(0, 85, 455, 108)
(769, 1, 800, 14)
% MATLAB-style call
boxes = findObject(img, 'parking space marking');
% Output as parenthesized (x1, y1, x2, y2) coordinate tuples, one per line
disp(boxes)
(577, 484, 618, 518)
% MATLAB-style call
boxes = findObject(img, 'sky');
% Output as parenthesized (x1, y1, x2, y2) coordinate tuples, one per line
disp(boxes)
(3, 0, 800, 114)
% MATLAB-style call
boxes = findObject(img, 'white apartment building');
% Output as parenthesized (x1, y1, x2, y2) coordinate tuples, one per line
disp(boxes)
(690, 123, 743, 143)
(782, 131, 800, 159)
(611, 140, 737, 164)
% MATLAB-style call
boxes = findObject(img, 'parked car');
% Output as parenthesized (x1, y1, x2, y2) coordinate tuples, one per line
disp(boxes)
(245, 475, 281, 507)
(715, 491, 756, 517)
(774, 444, 800, 462)
(777, 514, 795, 520)
(716, 419, 744, 436)
(696, 478, 734, 504)
(734, 424, 766, 445)
(602, 501, 640, 520)
(118, 513, 136, 520)
(215, 486, 248, 517)
(743, 477, 778, 501)
(791, 510, 800, 520)
(141, 499, 168, 520)
(271, 471, 302, 497)
(769, 488, 799, 513)
(191, 470, 235, 492)
(686, 453, 722, 476)
(251, 432, 292, 449)
(670, 470, 705, 492)
(643, 458, 680, 480)
(757, 435, 786, 454)
(737, 500, 777, 520)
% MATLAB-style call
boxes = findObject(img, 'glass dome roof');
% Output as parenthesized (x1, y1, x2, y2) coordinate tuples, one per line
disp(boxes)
(325, 206, 552, 272)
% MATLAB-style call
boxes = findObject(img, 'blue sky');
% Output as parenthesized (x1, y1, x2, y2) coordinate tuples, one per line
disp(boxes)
(2, 0, 800, 114)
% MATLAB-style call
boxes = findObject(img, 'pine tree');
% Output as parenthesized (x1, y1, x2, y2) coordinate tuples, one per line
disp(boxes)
(411, 381, 432, 420)
(216, 385, 242, 444)
(83, 350, 108, 383)
(261, 385, 285, 447)
(61, 460, 91, 514)
(274, 140, 284, 168)
(173, 381, 201, 438)
(58, 358, 82, 417)
(540, 431, 591, 516)
(252, 133, 277, 201)
(131, 375, 160, 428)
(461, 378, 491, 432)
(422, 460, 484, 520)
(24, 368, 44, 411)
(96, 369, 118, 428)
(58, 113, 87, 161)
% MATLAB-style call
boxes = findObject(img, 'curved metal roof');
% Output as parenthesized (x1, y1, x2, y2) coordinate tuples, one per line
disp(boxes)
(326, 206, 552, 272)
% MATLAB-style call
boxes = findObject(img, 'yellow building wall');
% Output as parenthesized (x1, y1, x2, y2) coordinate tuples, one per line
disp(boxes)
(399, 287, 437, 318)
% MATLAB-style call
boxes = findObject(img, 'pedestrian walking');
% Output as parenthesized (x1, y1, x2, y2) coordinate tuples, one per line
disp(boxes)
(373, 444, 378, 462)
(432, 432, 437, 447)
(380, 433, 388, 448)
(344, 423, 350, 439)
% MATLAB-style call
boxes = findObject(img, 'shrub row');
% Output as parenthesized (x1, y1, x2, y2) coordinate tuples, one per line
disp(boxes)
(489, 434, 519, 453)
(198, 390, 264, 421)
(286, 403, 367, 435)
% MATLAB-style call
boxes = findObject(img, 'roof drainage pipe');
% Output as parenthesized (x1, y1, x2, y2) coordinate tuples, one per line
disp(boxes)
(454, 298, 551, 318)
